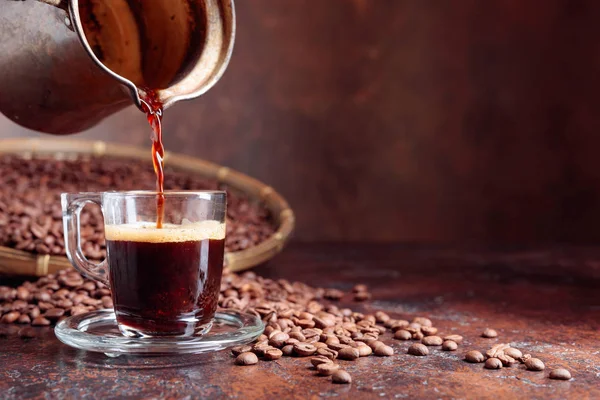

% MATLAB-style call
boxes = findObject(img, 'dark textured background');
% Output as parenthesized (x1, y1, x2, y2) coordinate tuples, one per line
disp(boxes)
(2, 0, 600, 242)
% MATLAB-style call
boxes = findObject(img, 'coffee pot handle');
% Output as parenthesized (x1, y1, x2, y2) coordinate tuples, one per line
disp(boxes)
(61, 193, 110, 286)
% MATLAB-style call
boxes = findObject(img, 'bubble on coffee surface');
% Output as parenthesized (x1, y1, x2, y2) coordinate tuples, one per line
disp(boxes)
(104, 220, 225, 242)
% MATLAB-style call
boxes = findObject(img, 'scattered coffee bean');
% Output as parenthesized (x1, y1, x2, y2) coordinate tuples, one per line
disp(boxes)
(281, 345, 294, 357)
(235, 352, 259, 366)
(317, 347, 338, 360)
(549, 368, 571, 380)
(484, 358, 503, 369)
(421, 326, 438, 336)
(44, 308, 65, 320)
(231, 345, 253, 357)
(408, 343, 429, 356)
(17, 314, 31, 324)
(264, 348, 283, 361)
(481, 328, 498, 338)
(412, 317, 432, 327)
(422, 336, 443, 346)
(465, 350, 485, 363)
(352, 284, 368, 293)
(442, 340, 458, 351)
(353, 291, 371, 302)
(331, 369, 352, 384)
(294, 343, 317, 357)
(443, 334, 463, 344)
(504, 347, 523, 360)
(1, 311, 20, 324)
(17, 327, 37, 339)
(268, 332, 289, 348)
(394, 330, 412, 340)
(310, 356, 333, 367)
(374, 345, 394, 356)
(525, 358, 545, 371)
(316, 363, 340, 376)
(357, 344, 373, 357)
(338, 347, 360, 360)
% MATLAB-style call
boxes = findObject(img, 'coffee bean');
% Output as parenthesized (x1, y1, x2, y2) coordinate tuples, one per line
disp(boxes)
(422, 336, 443, 346)
(374, 345, 394, 356)
(17, 314, 31, 324)
(374, 311, 390, 324)
(412, 331, 424, 341)
(317, 363, 340, 376)
(353, 291, 371, 302)
(31, 316, 51, 326)
(293, 343, 317, 357)
(391, 320, 409, 332)
(481, 328, 498, 338)
(281, 345, 294, 357)
(465, 350, 485, 363)
(101, 296, 113, 309)
(412, 317, 432, 327)
(525, 358, 545, 371)
(331, 369, 352, 384)
(18, 327, 37, 339)
(394, 330, 412, 340)
(504, 348, 522, 360)
(16, 287, 29, 301)
(368, 340, 385, 351)
(310, 356, 333, 367)
(443, 334, 463, 344)
(352, 284, 368, 293)
(442, 340, 458, 351)
(44, 308, 65, 320)
(328, 343, 351, 351)
(231, 345, 253, 357)
(264, 348, 283, 361)
(549, 368, 571, 380)
(357, 344, 372, 357)
(338, 347, 360, 360)
(485, 358, 503, 369)
(268, 332, 289, 348)
(408, 343, 429, 356)
(235, 352, 258, 366)
(421, 326, 438, 336)
(1, 311, 20, 324)
(316, 347, 338, 360)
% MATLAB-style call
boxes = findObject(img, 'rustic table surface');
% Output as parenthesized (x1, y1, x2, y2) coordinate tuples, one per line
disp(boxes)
(1, 243, 599, 399)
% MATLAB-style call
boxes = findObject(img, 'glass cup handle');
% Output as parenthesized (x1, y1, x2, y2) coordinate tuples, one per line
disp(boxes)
(61, 193, 109, 286)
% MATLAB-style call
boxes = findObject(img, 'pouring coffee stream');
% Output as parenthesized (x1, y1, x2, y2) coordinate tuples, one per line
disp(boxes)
(1, 0, 235, 227)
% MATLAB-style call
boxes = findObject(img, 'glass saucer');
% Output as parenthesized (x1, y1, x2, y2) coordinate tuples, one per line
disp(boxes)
(55, 309, 264, 357)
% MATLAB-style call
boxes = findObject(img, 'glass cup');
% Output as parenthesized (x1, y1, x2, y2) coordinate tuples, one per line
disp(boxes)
(61, 191, 226, 338)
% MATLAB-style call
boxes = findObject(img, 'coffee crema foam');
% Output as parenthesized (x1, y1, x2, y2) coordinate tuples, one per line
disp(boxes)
(105, 220, 225, 243)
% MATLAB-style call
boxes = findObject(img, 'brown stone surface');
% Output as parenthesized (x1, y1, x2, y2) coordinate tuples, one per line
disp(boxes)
(1, 243, 599, 399)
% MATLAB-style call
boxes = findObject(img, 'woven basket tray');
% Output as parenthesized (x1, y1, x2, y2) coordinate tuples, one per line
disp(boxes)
(0, 138, 294, 276)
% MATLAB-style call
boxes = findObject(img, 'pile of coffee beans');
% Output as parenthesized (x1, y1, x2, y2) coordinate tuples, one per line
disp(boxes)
(0, 155, 275, 259)
(0, 268, 572, 384)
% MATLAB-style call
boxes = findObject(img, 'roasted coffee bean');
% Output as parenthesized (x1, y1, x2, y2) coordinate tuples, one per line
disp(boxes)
(422, 336, 443, 346)
(337, 347, 360, 360)
(231, 345, 253, 357)
(281, 345, 294, 357)
(268, 332, 289, 348)
(442, 340, 458, 351)
(368, 340, 385, 351)
(328, 343, 351, 351)
(235, 352, 259, 366)
(394, 330, 412, 340)
(18, 327, 37, 339)
(465, 350, 485, 363)
(408, 343, 429, 356)
(504, 348, 523, 360)
(317, 363, 340, 376)
(101, 296, 113, 309)
(374, 311, 390, 324)
(264, 348, 283, 361)
(549, 368, 571, 380)
(485, 358, 503, 369)
(323, 289, 344, 300)
(331, 369, 352, 384)
(352, 284, 368, 293)
(374, 345, 394, 356)
(525, 358, 545, 371)
(421, 326, 438, 336)
(353, 291, 371, 302)
(357, 344, 373, 357)
(294, 343, 317, 357)
(481, 328, 498, 338)
(44, 308, 65, 320)
(314, 342, 328, 349)
(31, 316, 51, 326)
(1, 311, 20, 324)
(443, 334, 463, 344)
(412, 317, 432, 327)
(310, 356, 333, 367)
(412, 331, 424, 341)
(16, 287, 29, 301)
(17, 314, 31, 324)
(316, 347, 338, 360)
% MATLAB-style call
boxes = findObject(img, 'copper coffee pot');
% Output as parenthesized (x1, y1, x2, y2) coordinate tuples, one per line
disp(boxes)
(0, 0, 235, 134)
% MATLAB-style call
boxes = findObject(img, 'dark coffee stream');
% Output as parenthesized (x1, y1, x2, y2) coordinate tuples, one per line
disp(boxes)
(140, 89, 165, 229)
